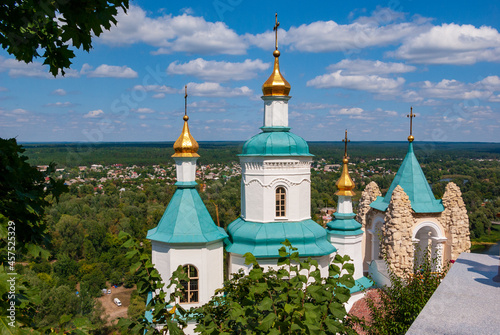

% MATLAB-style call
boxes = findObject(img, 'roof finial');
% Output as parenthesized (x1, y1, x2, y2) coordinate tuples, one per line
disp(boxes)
(273, 12, 280, 51)
(336, 129, 355, 196)
(407, 106, 416, 142)
(262, 13, 290, 96)
(173, 85, 199, 157)
(184, 85, 188, 121)
(342, 129, 350, 161)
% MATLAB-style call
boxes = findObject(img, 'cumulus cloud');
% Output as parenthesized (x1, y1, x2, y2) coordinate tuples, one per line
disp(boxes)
(246, 8, 430, 52)
(391, 23, 500, 64)
(187, 82, 253, 97)
(167, 58, 269, 81)
(417, 76, 500, 100)
(100, 5, 247, 55)
(0, 56, 79, 78)
(329, 107, 376, 120)
(133, 108, 155, 114)
(44, 102, 74, 108)
(307, 70, 405, 94)
(328, 59, 416, 75)
(84, 109, 104, 118)
(85, 64, 138, 78)
(132, 85, 179, 94)
(188, 100, 228, 112)
(51, 88, 67, 96)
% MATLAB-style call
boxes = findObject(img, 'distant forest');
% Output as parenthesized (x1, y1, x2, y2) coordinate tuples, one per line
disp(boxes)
(22, 141, 500, 167)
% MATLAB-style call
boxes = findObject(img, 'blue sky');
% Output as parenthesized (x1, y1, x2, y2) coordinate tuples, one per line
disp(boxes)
(1, 0, 500, 143)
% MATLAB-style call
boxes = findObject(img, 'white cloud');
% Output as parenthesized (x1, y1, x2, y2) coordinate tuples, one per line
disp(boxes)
(0, 56, 79, 78)
(44, 102, 74, 108)
(189, 100, 228, 112)
(187, 82, 253, 97)
(134, 108, 155, 114)
(329, 107, 376, 120)
(0, 87, 7, 92)
(246, 9, 430, 53)
(328, 59, 416, 75)
(133, 85, 179, 94)
(418, 76, 500, 100)
(51, 88, 67, 96)
(307, 70, 405, 94)
(84, 109, 104, 118)
(86, 64, 138, 78)
(152, 93, 166, 99)
(100, 5, 247, 55)
(392, 23, 500, 64)
(167, 58, 269, 81)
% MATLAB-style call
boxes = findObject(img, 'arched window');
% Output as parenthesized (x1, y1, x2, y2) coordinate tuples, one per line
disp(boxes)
(180, 264, 198, 303)
(276, 187, 286, 217)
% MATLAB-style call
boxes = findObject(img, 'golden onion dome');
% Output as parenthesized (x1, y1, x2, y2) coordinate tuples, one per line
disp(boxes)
(172, 115, 199, 157)
(262, 50, 291, 96)
(335, 157, 355, 197)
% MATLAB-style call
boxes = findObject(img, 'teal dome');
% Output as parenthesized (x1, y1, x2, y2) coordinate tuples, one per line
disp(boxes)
(240, 127, 313, 157)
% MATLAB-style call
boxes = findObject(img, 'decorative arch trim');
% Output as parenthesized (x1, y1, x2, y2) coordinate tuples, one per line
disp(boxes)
(411, 221, 445, 240)
(244, 177, 310, 188)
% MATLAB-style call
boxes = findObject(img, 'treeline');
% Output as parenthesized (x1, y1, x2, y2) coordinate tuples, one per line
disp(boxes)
(22, 141, 500, 167)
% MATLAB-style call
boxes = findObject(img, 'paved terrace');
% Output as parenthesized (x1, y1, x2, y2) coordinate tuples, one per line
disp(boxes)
(406, 252, 500, 335)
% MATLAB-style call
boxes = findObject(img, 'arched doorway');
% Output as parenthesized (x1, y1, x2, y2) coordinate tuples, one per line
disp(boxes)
(412, 222, 446, 271)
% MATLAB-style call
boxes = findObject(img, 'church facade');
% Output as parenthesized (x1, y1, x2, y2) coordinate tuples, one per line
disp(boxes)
(145, 17, 470, 332)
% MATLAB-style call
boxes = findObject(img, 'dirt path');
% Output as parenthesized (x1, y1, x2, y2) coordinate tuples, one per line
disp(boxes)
(97, 284, 136, 325)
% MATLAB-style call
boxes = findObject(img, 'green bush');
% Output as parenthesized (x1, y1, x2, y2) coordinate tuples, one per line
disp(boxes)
(361, 249, 448, 334)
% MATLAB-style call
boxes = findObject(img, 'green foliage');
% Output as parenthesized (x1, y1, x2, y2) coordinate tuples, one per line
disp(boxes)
(121, 235, 356, 335)
(117, 231, 188, 334)
(361, 250, 448, 334)
(194, 241, 356, 334)
(0, 0, 129, 76)
(0, 138, 67, 332)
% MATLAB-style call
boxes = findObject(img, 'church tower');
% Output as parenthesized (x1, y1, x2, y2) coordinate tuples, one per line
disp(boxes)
(327, 130, 372, 309)
(147, 87, 228, 308)
(225, 14, 335, 275)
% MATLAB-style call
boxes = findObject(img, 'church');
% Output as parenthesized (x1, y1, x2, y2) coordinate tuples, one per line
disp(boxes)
(145, 16, 470, 333)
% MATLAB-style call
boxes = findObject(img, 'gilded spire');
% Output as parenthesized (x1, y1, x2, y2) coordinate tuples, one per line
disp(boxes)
(336, 129, 355, 196)
(407, 107, 416, 142)
(262, 13, 291, 96)
(172, 85, 199, 157)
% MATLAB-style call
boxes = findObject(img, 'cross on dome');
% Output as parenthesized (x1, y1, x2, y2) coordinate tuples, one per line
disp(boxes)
(407, 107, 416, 142)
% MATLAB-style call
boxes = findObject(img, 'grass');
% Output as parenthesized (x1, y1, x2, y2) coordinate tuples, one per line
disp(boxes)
(471, 224, 500, 252)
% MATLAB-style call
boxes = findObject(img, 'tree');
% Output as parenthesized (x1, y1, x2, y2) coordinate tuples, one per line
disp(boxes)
(0, 0, 129, 76)
(0, 138, 67, 331)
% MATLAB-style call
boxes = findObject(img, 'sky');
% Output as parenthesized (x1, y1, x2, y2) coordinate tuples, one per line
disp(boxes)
(1, 0, 500, 143)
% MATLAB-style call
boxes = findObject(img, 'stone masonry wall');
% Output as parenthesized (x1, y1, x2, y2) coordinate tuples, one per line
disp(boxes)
(439, 182, 471, 260)
(383, 185, 415, 277)
(356, 181, 382, 229)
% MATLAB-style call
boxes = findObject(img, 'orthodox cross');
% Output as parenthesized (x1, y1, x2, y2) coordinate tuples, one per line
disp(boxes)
(184, 85, 188, 117)
(407, 107, 416, 136)
(273, 13, 280, 50)
(342, 129, 350, 159)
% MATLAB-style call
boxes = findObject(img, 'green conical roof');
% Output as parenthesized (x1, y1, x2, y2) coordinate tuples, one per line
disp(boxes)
(147, 185, 228, 243)
(370, 142, 444, 213)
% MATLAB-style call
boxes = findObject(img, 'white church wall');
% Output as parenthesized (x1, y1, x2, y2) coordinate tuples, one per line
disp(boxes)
(151, 241, 225, 309)
(240, 157, 312, 222)
(329, 233, 364, 280)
